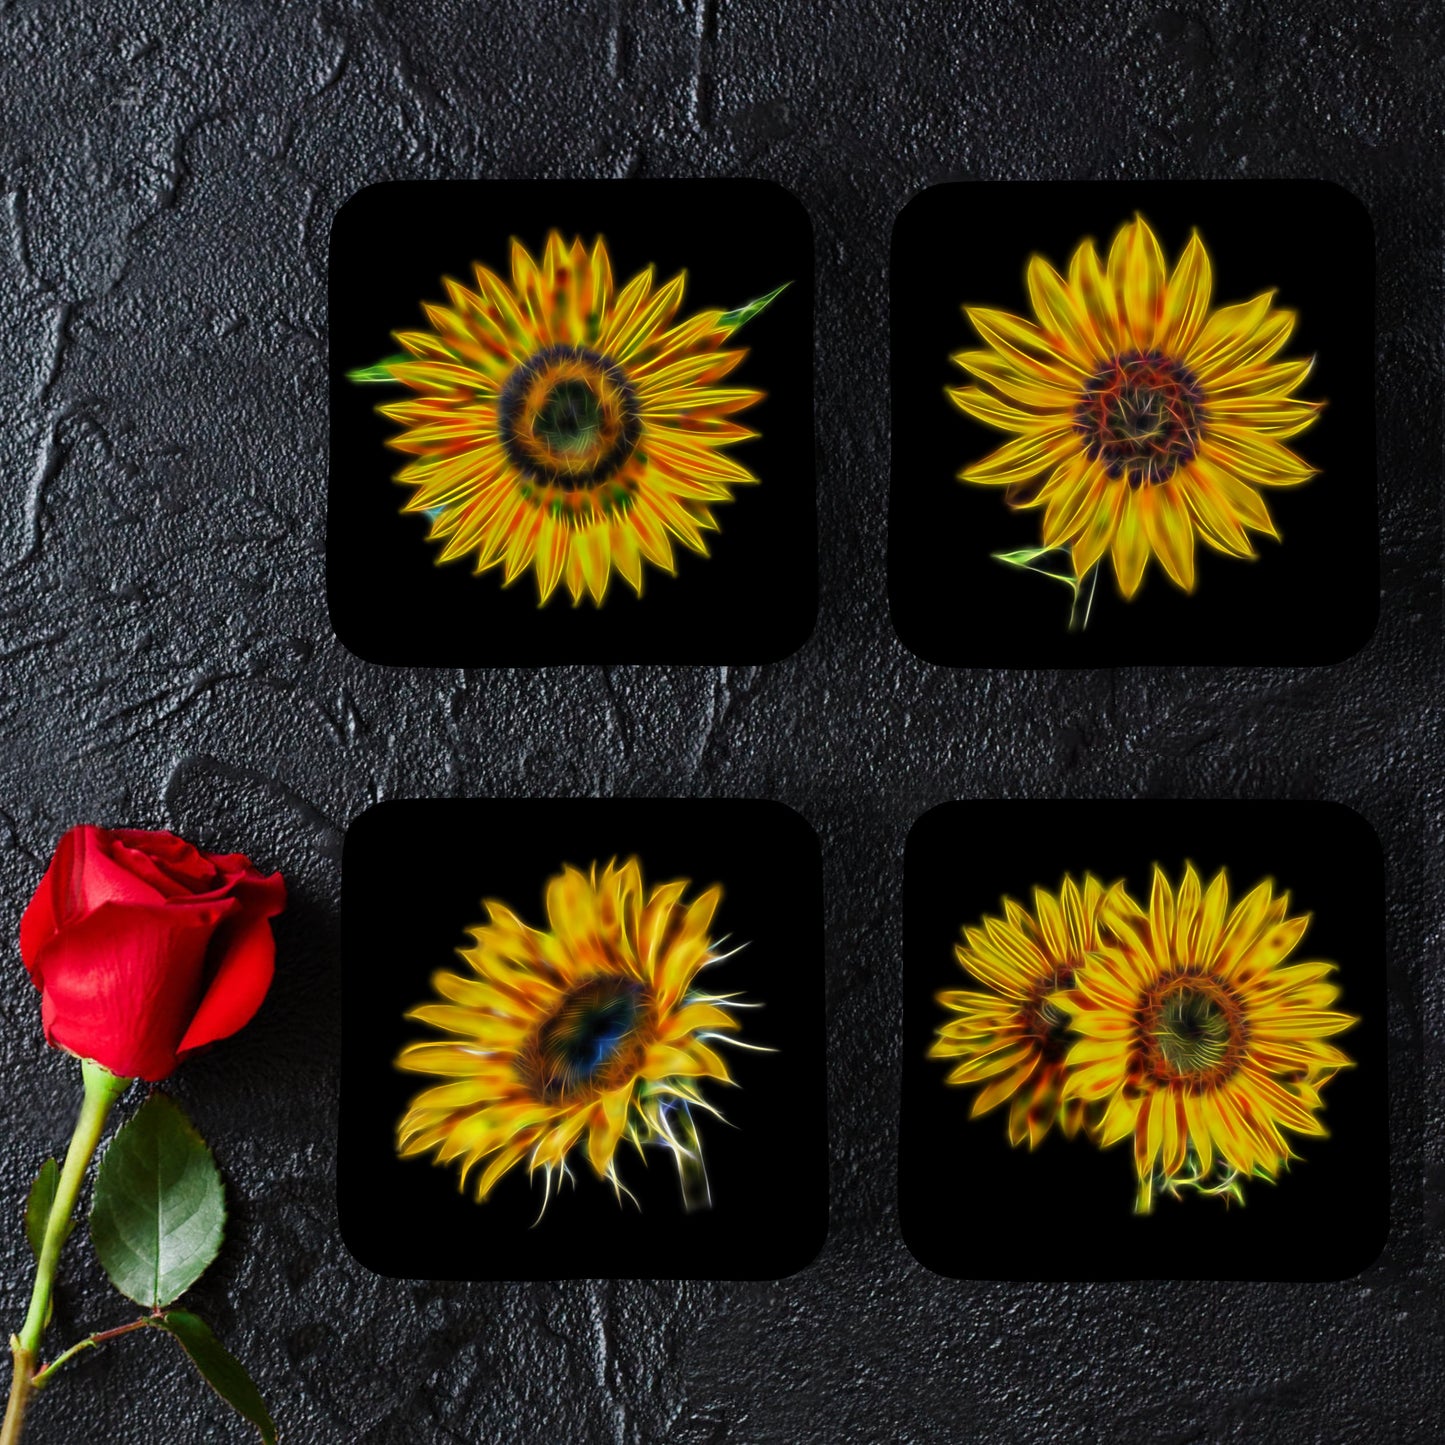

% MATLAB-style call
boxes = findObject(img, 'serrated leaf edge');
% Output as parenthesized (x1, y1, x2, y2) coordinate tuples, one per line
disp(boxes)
(90, 1093, 227, 1309)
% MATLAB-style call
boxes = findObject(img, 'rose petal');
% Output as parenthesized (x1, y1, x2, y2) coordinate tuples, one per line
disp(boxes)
(18, 853, 63, 983)
(34, 899, 235, 1081)
(72, 826, 177, 913)
(111, 841, 207, 899)
(179, 849, 283, 907)
(115, 828, 227, 894)
(21, 827, 167, 977)
(223, 867, 287, 917)
(175, 891, 284, 1061)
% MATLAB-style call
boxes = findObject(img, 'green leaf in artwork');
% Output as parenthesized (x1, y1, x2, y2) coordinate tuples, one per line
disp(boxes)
(157, 1311, 277, 1445)
(990, 545, 1100, 630)
(991, 547, 1077, 585)
(25, 1157, 66, 1260)
(345, 354, 411, 384)
(89, 1093, 226, 1309)
(992, 547, 1059, 566)
(719, 282, 790, 332)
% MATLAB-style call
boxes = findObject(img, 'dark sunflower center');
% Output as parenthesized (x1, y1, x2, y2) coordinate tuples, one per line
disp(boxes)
(1154, 987, 1229, 1073)
(535, 379, 604, 454)
(1138, 974, 1248, 1087)
(1075, 351, 1204, 488)
(531, 978, 643, 1101)
(1026, 979, 1072, 1065)
(498, 344, 641, 491)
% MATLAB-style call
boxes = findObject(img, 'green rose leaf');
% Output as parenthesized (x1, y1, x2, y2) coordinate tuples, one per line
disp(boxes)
(158, 1310, 277, 1445)
(25, 1157, 66, 1259)
(90, 1093, 225, 1308)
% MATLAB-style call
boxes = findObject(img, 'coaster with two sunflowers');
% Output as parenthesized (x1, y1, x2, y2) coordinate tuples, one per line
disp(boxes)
(899, 801, 1385, 1281)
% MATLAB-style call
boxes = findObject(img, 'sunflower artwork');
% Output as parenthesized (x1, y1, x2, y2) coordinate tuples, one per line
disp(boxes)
(949, 214, 1324, 628)
(349, 232, 787, 606)
(933, 865, 1357, 1214)
(396, 858, 758, 1214)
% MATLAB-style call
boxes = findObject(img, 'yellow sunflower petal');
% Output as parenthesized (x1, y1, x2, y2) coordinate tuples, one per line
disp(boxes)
(1070, 478, 1127, 577)
(1139, 482, 1197, 591)
(946, 1044, 1037, 1086)
(1209, 356, 1315, 399)
(1109, 489, 1150, 598)
(586, 1088, 633, 1177)
(951, 348, 1081, 411)
(1067, 237, 1123, 351)
(970, 1062, 1039, 1117)
(1098, 1089, 1143, 1146)
(1206, 430, 1317, 487)
(947, 385, 1055, 434)
(1108, 215, 1166, 349)
(1026, 254, 1101, 366)
(1158, 230, 1213, 354)
(1179, 466, 1258, 558)
(960, 429, 1079, 486)
(1041, 457, 1108, 549)
(1210, 396, 1325, 439)
(1188, 454, 1279, 538)
(965, 306, 1089, 382)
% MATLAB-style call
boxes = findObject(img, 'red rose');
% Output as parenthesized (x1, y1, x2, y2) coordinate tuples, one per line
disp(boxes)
(19, 826, 286, 1082)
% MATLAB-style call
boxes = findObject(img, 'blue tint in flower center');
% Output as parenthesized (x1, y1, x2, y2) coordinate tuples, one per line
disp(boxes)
(534, 979, 644, 1100)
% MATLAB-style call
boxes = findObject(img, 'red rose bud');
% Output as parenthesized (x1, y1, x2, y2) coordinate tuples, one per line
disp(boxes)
(19, 825, 286, 1082)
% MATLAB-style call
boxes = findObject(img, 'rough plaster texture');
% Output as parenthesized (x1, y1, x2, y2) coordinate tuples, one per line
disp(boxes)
(0, 1, 1440, 1441)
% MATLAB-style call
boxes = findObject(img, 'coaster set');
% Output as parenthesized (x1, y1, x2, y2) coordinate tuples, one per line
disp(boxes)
(330, 178, 1384, 1283)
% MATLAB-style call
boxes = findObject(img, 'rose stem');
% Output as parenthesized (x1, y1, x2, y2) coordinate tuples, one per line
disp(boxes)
(31, 1317, 157, 1389)
(1, 1060, 130, 1445)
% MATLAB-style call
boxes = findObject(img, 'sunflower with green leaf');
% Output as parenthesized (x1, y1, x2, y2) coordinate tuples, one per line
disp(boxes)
(350, 232, 785, 606)
(949, 214, 1322, 626)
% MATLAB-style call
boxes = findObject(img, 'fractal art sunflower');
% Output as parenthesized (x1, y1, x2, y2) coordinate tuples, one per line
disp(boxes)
(1059, 863, 1356, 1214)
(934, 864, 1356, 1214)
(395, 858, 751, 1212)
(949, 214, 1323, 624)
(350, 232, 785, 606)
(930, 873, 1111, 1148)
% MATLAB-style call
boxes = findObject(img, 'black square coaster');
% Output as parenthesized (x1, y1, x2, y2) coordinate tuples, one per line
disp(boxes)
(338, 799, 827, 1280)
(899, 800, 1387, 1281)
(889, 180, 1377, 665)
(328, 179, 815, 666)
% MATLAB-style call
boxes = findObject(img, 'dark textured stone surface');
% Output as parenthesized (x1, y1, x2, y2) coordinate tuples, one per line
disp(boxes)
(0, 1, 1440, 1440)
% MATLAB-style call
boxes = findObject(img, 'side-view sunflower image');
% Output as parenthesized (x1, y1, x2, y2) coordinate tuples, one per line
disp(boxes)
(349, 231, 786, 606)
(395, 858, 753, 1213)
(1057, 863, 1357, 1213)
(948, 214, 1323, 625)
(930, 873, 1116, 1148)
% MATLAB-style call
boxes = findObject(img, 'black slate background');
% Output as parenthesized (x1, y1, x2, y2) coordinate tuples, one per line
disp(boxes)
(0, 1, 1439, 1441)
